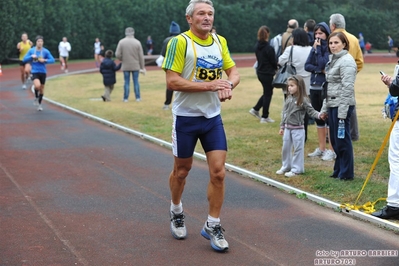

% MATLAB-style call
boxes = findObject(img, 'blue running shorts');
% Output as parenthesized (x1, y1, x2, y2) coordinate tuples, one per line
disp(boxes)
(172, 114, 227, 158)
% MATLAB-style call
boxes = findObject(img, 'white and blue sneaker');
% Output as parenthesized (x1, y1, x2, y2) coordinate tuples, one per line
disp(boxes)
(170, 211, 187, 239)
(201, 222, 229, 252)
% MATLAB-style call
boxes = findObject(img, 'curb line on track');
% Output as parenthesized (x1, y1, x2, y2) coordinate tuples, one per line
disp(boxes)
(43, 69, 399, 232)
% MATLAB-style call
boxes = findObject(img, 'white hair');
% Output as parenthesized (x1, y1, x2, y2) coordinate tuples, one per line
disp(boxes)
(186, 0, 214, 16)
(330, 13, 346, 29)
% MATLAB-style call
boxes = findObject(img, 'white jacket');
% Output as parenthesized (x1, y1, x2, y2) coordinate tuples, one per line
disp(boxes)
(278, 45, 312, 94)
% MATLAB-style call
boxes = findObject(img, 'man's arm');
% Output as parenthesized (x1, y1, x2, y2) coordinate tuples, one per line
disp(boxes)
(224, 65, 240, 90)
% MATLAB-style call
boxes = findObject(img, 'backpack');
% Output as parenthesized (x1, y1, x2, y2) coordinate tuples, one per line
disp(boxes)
(269, 34, 282, 60)
(270, 33, 292, 61)
(383, 93, 398, 119)
(382, 61, 399, 120)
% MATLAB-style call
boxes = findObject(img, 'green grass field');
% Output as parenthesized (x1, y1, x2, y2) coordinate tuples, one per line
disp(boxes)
(46, 62, 397, 211)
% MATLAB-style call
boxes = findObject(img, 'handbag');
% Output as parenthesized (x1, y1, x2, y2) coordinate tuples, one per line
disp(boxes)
(272, 46, 296, 89)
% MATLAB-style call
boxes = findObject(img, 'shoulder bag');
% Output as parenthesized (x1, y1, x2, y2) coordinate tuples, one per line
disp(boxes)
(272, 46, 296, 89)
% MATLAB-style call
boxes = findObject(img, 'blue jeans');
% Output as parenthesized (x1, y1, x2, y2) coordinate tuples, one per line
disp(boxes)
(328, 106, 355, 179)
(123, 71, 140, 100)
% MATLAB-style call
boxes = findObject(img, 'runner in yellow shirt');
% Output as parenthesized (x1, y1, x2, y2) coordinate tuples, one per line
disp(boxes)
(17, 33, 33, 89)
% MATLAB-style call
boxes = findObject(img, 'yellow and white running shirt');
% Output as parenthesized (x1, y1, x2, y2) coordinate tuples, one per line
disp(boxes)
(19, 41, 32, 60)
(163, 30, 235, 118)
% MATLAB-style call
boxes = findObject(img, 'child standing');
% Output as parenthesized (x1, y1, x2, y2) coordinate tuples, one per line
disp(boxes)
(276, 75, 325, 177)
(100, 50, 122, 102)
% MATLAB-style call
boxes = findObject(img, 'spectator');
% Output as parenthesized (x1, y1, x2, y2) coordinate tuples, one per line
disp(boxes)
(372, 71, 399, 219)
(276, 75, 323, 177)
(330, 13, 363, 141)
(388, 35, 394, 54)
(100, 50, 122, 102)
(304, 19, 316, 45)
(115, 27, 146, 102)
(358, 33, 365, 54)
(162, 0, 239, 252)
(249, 25, 278, 123)
(365, 42, 372, 54)
(279, 28, 312, 141)
(161, 21, 181, 110)
(146, 36, 154, 55)
(281, 19, 299, 53)
(320, 32, 357, 181)
(305, 22, 335, 161)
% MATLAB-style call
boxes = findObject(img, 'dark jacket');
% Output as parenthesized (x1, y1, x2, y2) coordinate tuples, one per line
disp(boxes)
(390, 73, 399, 121)
(161, 34, 179, 57)
(305, 22, 331, 87)
(100, 58, 122, 86)
(255, 40, 277, 75)
(390, 74, 399, 97)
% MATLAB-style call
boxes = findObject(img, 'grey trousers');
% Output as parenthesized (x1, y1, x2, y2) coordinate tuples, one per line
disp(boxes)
(103, 85, 114, 101)
(281, 128, 305, 174)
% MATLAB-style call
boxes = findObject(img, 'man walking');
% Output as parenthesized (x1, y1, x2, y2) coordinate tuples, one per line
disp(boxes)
(115, 27, 146, 102)
(329, 13, 364, 141)
(162, 0, 240, 252)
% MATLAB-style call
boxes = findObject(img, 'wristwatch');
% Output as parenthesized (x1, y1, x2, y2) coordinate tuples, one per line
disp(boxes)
(227, 81, 234, 90)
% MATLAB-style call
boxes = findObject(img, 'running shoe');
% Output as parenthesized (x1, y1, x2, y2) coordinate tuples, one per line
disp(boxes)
(249, 108, 261, 119)
(308, 148, 323, 157)
(22, 84, 27, 90)
(33, 98, 39, 106)
(170, 211, 187, 240)
(163, 104, 169, 110)
(37, 104, 43, 111)
(201, 222, 229, 252)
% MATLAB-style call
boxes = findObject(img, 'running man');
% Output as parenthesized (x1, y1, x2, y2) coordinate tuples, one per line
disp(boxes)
(23, 36, 55, 111)
(162, 0, 240, 252)
(16, 33, 33, 89)
(58, 37, 71, 73)
(94, 38, 101, 67)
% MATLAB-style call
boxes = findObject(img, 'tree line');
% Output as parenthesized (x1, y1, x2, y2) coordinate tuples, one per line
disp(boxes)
(1, 0, 398, 63)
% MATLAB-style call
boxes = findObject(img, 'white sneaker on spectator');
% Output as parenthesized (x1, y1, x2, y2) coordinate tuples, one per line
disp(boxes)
(321, 150, 336, 161)
(249, 108, 261, 119)
(308, 148, 324, 157)
(260, 117, 275, 123)
(276, 168, 289, 175)
(285, 171, 299, 177)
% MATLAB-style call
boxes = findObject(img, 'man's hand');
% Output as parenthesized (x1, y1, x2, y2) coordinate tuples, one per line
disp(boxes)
(381, 74, 393, 87)
(279, 129, 284, 135)
(218, 88, 232, 102)
(208, 79, 233, 102)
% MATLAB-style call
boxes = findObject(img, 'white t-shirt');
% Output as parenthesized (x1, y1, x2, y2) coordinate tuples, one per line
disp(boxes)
(59, 41, 71, 57)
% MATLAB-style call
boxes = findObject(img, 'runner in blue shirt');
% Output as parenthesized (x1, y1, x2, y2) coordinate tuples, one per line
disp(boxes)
(23, 36, 55, 111)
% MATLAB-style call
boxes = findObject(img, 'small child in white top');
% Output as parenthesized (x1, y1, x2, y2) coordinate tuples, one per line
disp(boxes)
(277, 75, 326, 177)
